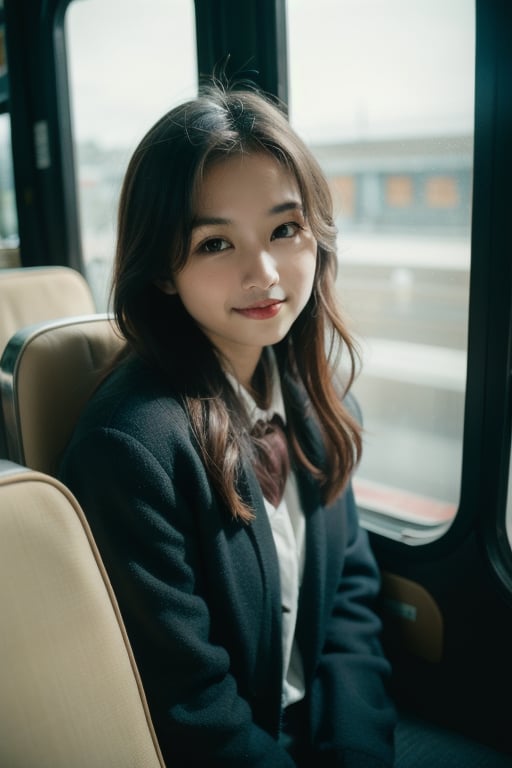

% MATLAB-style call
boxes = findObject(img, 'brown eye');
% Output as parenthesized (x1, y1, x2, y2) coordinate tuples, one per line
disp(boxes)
(271, 222, 301, 240)
(201, 237, 230, 253)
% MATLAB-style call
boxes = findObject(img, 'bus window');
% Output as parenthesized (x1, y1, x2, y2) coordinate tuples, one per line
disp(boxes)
(65, 0, 197, 310)
(287, 0, 475, 540)
(0, 113, 20, 266)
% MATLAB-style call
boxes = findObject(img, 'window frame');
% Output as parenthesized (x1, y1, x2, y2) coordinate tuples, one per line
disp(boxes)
(5, 0, 512, 598)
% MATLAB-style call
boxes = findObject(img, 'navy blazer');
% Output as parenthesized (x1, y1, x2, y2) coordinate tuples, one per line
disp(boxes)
(59, 357, 396, 768)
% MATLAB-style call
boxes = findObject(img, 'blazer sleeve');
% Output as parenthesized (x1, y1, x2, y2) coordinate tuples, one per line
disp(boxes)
(59, 425, 296, 768)
(307, 480, 397, 768)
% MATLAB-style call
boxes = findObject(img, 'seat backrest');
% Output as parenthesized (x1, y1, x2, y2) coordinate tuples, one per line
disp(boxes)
(0, 459, 165, 768)
(0, 266, 96, 355)
(0, 267, 97, 458)
(0, 314, 124, 474)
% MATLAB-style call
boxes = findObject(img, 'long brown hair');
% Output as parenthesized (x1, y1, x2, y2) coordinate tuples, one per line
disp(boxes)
(112, 83, 362, 522)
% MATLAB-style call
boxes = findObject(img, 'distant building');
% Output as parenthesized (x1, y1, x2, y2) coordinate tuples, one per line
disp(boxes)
(312, 135, 473, 234)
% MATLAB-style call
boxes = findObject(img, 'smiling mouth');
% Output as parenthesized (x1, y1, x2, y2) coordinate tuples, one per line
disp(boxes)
(233, 299, 284, 319)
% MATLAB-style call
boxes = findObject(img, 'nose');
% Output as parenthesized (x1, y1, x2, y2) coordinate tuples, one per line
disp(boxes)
(241, 248, 279, 290)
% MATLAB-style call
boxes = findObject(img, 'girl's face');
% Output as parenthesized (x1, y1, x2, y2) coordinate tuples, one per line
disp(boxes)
(160, 152, 317, 387)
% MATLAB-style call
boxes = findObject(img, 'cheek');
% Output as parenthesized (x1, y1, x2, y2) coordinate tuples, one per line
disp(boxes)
(173, 263, 231, 324)
(293, 248, 317, 297)
(175, 263, 217, 300)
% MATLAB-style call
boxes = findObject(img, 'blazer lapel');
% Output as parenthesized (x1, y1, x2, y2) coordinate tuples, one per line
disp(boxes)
(237, 459, 283, 725)
(283, 378, 332, 680)
(294, 466, 327, 681)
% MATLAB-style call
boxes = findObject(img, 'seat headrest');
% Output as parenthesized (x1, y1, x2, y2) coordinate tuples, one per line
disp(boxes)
(0, 267, 96, 357)
(0, 315, 124, 474)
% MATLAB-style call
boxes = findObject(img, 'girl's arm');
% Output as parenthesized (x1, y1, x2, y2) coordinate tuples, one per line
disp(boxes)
(308, 481, 397, 768)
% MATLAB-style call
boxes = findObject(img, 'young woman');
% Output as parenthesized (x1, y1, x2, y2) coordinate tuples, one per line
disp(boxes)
(59, 84, 397, 767)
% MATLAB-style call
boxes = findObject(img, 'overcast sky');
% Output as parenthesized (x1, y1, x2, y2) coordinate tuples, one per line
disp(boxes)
(65, 0, 475, 150)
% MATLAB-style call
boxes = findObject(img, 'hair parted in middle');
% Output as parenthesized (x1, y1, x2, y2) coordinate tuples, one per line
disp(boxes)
(112, 81, 362, 522)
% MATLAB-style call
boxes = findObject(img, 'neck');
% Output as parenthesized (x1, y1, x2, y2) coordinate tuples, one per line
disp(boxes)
(248, 351, 272, 409)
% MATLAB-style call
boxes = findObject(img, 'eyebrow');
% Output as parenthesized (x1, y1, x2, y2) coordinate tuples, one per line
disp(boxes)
(269, 201, 303, 215)
(191, 201, 304, 230)
(192, 216, 230, 229)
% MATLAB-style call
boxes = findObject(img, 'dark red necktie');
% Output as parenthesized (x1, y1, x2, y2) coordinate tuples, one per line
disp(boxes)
(250, 414, 290, 508)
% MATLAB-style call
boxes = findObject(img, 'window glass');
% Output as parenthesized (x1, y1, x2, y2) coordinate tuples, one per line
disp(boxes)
(0, 112, 20, 267)
(287, 0, 475, 539)
(65, 0, 197, 309)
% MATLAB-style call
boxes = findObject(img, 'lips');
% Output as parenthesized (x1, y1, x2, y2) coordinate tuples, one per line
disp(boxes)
(233, 299, 284, 320)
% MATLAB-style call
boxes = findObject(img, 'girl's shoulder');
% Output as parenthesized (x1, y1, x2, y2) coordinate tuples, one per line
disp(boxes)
(73, 355, 190, 442)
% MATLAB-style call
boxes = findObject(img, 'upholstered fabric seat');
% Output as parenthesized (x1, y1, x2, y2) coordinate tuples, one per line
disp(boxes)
(0, 314, 123, 474)
(0, 267, 97, 458)
(0, 266, 96, 355)
(0, 459, 165, 768)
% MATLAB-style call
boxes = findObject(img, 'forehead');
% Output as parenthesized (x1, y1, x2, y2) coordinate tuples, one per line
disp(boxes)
(194, 152, 301, 213)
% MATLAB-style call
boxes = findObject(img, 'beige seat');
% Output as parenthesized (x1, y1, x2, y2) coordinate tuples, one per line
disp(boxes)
(0, 266, 96, 355)
(0, 266, 97, 458)
(0, 314, 123, 474)
(0, 459, 165, 768)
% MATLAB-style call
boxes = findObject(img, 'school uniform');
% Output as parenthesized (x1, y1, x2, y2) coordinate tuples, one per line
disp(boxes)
(58, 355, 396, 768)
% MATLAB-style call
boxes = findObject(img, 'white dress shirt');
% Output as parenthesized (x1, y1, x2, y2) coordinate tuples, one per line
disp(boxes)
(227, 363, 306, 708)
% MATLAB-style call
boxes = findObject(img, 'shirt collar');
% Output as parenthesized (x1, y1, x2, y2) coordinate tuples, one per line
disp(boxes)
(225, 350, 286, 428)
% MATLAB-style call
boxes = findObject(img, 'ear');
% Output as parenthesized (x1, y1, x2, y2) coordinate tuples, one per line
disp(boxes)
(154, 278, 178, 295)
